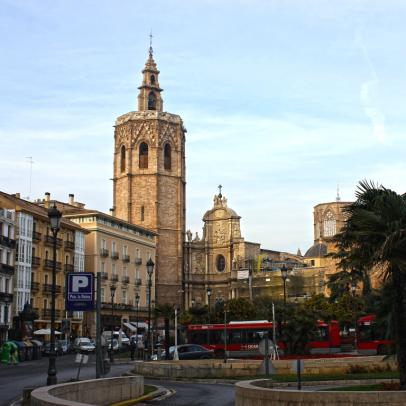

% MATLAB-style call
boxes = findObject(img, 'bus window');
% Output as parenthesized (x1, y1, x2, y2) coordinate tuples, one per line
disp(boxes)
(211, 330, 223, 345)
(190, 331, 208, 345)
(315, 326, 329, 342)
(230, 329, 243, 344)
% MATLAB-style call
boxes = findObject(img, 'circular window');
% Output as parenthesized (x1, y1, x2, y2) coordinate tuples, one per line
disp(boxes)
(216, 255, 226, 272)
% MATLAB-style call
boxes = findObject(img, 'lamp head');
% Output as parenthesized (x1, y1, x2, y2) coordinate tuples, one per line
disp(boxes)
(135, 293, 140, 304)
(110, 284, 116, 298)
(146, 258, 155, 275)
(207, 287, 212, 297)
(280, 264, 288, 280)
(48, 203, 62, 233)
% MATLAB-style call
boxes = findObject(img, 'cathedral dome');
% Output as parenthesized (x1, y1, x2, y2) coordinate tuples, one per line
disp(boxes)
(202, 193, 240, 221)
(304, 242, 328, 258)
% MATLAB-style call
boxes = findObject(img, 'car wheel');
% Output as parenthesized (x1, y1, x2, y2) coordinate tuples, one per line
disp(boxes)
(214, 350, 225, 359)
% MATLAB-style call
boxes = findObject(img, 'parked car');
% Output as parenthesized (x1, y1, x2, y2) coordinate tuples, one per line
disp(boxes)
(102, 331, 130, 347)
(42, 342, 64, 356)
(57, 339, 72, 354)
(73, 337, 96, 353)
(152, 344, 214, 361)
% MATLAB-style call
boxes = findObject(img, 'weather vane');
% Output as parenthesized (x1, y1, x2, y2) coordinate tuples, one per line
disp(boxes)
(149, 30, 153, 57)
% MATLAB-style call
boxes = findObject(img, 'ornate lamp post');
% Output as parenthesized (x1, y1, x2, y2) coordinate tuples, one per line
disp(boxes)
(135, 292, 140, 359)
(3, 294, 11, 341)
(146, 258, 154, 360)
(280, 264, 288, 306)
(47, 203, 62, 386)
(109, 284, 116, 362)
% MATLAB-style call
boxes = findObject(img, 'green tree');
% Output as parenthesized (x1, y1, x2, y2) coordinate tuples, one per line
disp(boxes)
(227, 298, 256, 321)
(334, 181, 406, 388)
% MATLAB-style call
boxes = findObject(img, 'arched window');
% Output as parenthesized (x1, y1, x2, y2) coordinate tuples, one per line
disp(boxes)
(150, 74, 156, 85)
(139, 143, 148, 169)
(216, 255, 226, 272)
(323, 211, 336, 237)
(164, 143, 171, 170)
(148, 92, 156, 110)
(120, 145, 126, 172)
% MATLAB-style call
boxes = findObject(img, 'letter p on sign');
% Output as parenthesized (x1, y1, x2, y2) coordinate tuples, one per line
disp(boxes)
(72, 275, 89, 292)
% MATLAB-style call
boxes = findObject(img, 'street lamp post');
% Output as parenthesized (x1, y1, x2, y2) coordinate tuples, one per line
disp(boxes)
(47, 203, 62, 386)
(3, 294, 11, 342)
(135, 292, 140, 359)
(109, 284, 116, 363)
(146, 258, 154, 361)
(207, 287, 212, 345)
(280, 264, 288, 306)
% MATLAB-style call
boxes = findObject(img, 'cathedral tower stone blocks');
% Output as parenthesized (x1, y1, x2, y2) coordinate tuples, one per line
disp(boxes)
(113, 49, 186, 305)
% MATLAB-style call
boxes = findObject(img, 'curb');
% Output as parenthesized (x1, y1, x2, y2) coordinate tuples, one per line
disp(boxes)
(110, 385, 172, 405)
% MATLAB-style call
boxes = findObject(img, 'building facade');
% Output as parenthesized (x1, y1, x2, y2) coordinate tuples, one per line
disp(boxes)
(61, 199, 156, 337)
(112, 47, 186, 306)
(0, 191, 85, 338)
(0, 207, 15, 343)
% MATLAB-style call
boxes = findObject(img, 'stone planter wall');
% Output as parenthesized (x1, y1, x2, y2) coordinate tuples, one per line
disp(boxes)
(30, 376, 143, 406)
(235, 379, 406, 406)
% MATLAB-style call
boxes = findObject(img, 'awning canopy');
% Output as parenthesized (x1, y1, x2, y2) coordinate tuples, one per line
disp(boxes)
(34, 329, 62, 335)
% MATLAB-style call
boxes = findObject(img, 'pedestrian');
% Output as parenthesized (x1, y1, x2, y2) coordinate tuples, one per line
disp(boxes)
(137, 337, 144, 360)
(130, 336, 136, 361)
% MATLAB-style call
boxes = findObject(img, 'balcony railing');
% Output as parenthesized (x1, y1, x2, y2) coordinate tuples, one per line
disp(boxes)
(122, 276, 130, 284)
(32, 231, 42, 242)
(44, 259, 62, 271)
(135, 278, 142, 286)
(44, 235, 63, 247)
(42, 284, 62, 294)
(0, 292, 13, 302)
(64, 240, 75, 250)
(0, 263, 14, 275)
(42, 309, 62, 319)
(0, 235, 16, 248)
(122, 255, 130, 263)
(101, 272, 108, 280)
(111, 274, 119, 282)
(111, 251, 119, 260)
(134, 258, 142, 265)
(31, 256, 40, 268)
(64, 263, 74, 272)
(100, 248, 109, 257)
(31, 281, 40, 292)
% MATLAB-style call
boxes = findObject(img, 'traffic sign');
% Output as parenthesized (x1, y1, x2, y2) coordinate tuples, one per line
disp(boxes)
(66, 272, 94, 311)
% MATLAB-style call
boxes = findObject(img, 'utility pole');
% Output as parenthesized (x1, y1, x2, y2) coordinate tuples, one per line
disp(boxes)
(95, 272, 102, 378)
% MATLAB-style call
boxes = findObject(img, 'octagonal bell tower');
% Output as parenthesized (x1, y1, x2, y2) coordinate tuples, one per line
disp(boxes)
(113, 45, 186, 306)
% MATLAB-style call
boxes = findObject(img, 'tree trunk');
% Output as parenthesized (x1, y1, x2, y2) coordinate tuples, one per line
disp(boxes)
(393, 269, 406, 389)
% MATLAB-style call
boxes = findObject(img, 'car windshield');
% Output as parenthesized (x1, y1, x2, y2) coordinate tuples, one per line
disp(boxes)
(79, 338, 91, 344)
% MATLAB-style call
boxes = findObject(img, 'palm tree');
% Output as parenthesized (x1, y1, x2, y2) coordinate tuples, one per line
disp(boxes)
(334, 181, 406, 388)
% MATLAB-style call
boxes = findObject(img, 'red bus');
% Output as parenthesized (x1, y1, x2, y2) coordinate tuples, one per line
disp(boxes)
(357, 315, 393, 355)
(187, 320, 340, 358)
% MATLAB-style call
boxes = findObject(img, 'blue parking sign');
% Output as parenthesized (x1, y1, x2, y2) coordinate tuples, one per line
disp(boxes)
(66, 272, 94, 311)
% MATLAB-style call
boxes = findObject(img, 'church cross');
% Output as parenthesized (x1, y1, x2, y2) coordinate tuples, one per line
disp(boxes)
(218, 184, 223, 197)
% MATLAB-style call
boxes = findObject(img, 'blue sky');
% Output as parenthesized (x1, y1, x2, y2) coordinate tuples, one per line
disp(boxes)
(1, 0, 405, 253)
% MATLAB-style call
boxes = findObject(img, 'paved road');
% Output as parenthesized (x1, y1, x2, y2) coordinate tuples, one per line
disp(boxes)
(0, 354, 132, 406)
(144, 379, 235, 406)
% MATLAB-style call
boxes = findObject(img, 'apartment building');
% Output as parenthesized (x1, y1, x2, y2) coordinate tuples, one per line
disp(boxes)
(59, 196, 156, 337)
(0, 191, 86, 338)
(0, 207, 15, 343)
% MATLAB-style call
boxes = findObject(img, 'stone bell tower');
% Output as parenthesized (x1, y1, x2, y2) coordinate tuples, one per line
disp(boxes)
(112, 43, 186, 306)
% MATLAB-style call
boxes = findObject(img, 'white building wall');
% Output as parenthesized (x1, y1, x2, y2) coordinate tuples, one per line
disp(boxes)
(14, 212, 33, 314)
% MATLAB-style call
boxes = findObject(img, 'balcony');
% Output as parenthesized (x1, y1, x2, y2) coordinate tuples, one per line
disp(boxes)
(42, 284, 62, 294)
(31, 281, 40, 292)
(111, 251, 119, 260)
(32, 231, 41, 242)
(42, 309, 62, 319)
(64, 240, 75, 250)
(44, 259, 62, 271)
(31, 256, 40, 268)
(44, 235, 62, 247)
(134, 258, 142, 265)
(0, 292, 13, 302)
(122, 254, 130, 263)
(135, 278, 142, 286)
(111, 274, 119, 282)
(64, 263, 74, 272)
(101, 272, 108, 280)
(100, 248, 109, 257)
(0, 263, 14, 275)
(122, 276, 130, 284)
(0, 235, 16, 249)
